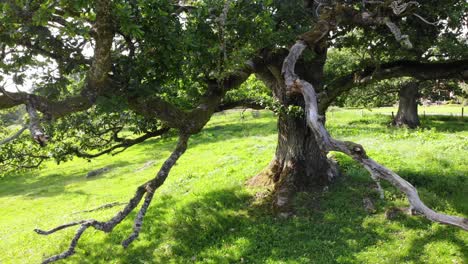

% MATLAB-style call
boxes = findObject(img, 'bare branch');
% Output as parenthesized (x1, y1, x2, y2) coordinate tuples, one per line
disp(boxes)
(283, 41, 468, 231)
(41, 223, 90, 264)
(34, 220, 89, 235)
(383, 17, 413, 49)
(122, 190, 154, 247)
(35, 133, 190, 263)
(390, 1, 419, 15)
(413, 13, 438, 26)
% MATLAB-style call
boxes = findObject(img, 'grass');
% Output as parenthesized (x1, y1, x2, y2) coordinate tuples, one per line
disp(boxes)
(0, 107, 467, 264)
(336, 104, 466, 116)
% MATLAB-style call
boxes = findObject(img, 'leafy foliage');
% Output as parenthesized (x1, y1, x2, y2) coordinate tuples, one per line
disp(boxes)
(0, 0, 466, 173)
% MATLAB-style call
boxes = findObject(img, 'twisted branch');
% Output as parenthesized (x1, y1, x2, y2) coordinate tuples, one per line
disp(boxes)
(35, 133, 190, 263)
(282, 40, 468, 231)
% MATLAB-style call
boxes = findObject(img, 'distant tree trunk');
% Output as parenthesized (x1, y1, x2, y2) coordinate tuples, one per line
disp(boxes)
(249, 53, 338, 215)
(393, 82, 420, 128)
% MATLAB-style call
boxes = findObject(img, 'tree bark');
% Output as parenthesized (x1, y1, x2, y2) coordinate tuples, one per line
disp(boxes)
(393, 82, 420, 128)
(249, 55, 338, 214)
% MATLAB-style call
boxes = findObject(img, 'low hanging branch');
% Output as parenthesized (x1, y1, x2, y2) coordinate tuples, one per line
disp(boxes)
(282, 40, 468, 231)
(35, 133, 190, 264)
(71, 127, 171, 159)
(0, 124, 27, 146)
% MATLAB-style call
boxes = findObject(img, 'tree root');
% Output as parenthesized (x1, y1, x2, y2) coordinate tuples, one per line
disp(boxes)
(283, 40, 468, 231)
(35, 134, 190, 264)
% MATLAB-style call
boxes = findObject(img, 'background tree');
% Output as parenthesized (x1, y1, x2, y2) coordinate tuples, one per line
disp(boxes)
(0, 0, 467, 263)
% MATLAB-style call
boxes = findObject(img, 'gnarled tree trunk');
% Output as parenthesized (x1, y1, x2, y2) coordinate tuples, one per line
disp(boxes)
(249, 52, 338, 214)
(253, 110, 338, 214)
(393, 82, 420, 128)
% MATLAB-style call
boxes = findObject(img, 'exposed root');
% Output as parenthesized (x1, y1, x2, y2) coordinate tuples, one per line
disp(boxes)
(35, 134, 190, 263)
(282, 40, 468, 231)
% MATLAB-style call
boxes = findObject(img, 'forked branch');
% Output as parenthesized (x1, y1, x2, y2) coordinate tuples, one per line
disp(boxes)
(282, 40, 468, 231)
(35, 133, 190, 263)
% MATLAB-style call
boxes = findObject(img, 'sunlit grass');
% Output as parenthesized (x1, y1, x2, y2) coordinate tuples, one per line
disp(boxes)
(0, 107, 466, 264)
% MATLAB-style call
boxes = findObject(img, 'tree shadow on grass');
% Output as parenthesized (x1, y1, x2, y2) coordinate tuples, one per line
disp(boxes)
(397, 227, 468, 263)
(37, 172, 467, 264)
(0, 160, 133, 199)
(420, 115, 467, 133)
(63, 184, 389, 264)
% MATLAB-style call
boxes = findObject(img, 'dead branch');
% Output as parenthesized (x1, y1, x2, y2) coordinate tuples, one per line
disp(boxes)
(390, 1, 420, 15)
(35, 133, 190, 263)
(282, 40, 468, 231)
(383, 18, 413, 49)
(413, 13, 438, 26)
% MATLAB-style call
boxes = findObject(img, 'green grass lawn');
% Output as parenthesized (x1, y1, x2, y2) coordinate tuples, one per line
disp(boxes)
(335, 104, 466, 116)
(0, 107, 467, 264)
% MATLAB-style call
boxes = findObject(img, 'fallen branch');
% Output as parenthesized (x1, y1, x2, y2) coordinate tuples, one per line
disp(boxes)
(35, 133, 190, 263)
(282, 40, 468, 231)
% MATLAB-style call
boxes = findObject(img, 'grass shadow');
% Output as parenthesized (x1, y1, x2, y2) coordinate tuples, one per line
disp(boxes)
(393, 168, 468, 217)
(397, 227, 468, 263)
(420, 115, 467, 133)
(63, 183, 390, 263)
(0, 161, 133, 198)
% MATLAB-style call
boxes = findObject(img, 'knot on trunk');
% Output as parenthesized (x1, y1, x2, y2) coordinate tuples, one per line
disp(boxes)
(344, 141, 368, 158)
(33, 133, 49, 147)
(286, 79, 304, 96)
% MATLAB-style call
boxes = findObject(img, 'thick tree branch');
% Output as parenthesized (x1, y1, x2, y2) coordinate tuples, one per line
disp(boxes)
(217, 99, 266, 112)
(283, 40, 468, 231)
(0, 0, 114, 119)
(130, 62, 254, 133)
(321, 59, 468, 110)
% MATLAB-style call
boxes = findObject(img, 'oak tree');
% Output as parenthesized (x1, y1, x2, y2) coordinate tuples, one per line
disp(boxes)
(1, 1, 467, 263)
